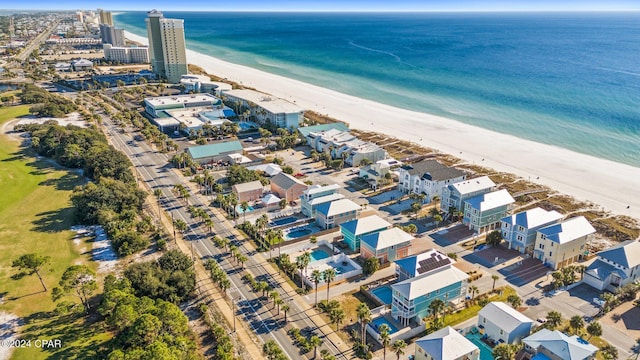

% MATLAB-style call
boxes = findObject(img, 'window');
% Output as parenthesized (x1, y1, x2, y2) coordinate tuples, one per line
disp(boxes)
(539, 244, 544, 249)
(549, 252, 553, 257)
(500, 329, 504, 335)
(482, 317, 486, 324)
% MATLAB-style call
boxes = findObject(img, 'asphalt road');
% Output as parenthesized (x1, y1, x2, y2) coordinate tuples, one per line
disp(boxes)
(16, 19, 60, 62)
(99, 114, 351, 359)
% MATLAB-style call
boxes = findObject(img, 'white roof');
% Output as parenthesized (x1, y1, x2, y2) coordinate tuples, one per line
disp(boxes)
(415, 326, 478, 360)
(501, 207, 563, 229)
(362, 227, 414, 250)
(538, 216, 596, 244)
(317, 199, 360, 217)
(223, 89, 303, 114)
(261, 193, 280, 205)
(478, 302, 533, 332)
(450, 176, 495, 195)
(247, 163, 283, 177)
(304, 183, 341, 196)
(392, 265, 469, 300)
(466, 189, 515, 211)
(145, 93, 220, 108)
(307, 193, 345, 206)
(232, 180, 263, 194)
(523, 329, 598, 360)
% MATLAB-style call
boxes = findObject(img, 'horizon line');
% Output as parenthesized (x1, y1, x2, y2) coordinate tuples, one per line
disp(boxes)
(3, 9, 640, 13)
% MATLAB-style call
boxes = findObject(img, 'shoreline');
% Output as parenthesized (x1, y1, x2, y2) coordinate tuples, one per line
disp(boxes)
(124, 30, 640, 221)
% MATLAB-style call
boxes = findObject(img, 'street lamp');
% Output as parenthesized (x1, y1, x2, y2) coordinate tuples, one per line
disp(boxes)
(171, 212, 176, 241)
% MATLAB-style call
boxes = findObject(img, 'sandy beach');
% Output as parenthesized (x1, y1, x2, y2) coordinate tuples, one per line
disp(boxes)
(125, 31, 640, 220)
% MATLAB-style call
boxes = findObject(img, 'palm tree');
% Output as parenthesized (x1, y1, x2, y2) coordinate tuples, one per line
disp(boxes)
(296, 255, 309, 289)
(546, 311, 562, 329)
(323, 268, 336, 301)
(379, 324, 391, 360)
(309, 335, 323, 359)
(570, 315, 584, 335)
(302, 251, 312, 276)
(275, 298, 283, 315)
(600, 344, 618, 360)
(631, 337, 640, 360)
(153, 188, 163, 218)
(204, 217, 214, 236)
(432, 195, 440, 211)
(586, 321, 602, 339)
(357, 303, 372, 348)
(391, 340, 407, 360)
(507, 294, 522, 308)
(428, 299, 445, 321)
(237, 254, 248, 270)
(281, 304, 290, 322)
(492, 343, 520, 360)
(329, 307, 345, 330)
(256, 214, 269, 234)
(468, 285, 479, 300)
(240, 201, 249, 222)
(491, 274, 500, 292)
(269, 290, 280, 309)
(311, 269, 323, 307)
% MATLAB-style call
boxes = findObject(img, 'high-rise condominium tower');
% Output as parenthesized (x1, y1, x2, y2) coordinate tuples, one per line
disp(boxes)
(146, 10, 188, 83)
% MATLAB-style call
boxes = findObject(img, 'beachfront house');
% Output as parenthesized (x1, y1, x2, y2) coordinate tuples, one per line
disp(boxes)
(305, 128, 388, 166)
(340, 215, 392, 252)
(300, 184, 344, 217)
(463, 189, 515, 234)
(315, 198, 361, 230)
(269, 172, 308, 203)
(391, 264, 469, 326)
(221, 89, 303, 129)
(440, 176, 496, 216)
(477, 302, 534, 345)
(533, 216, 596, 270)
(522, 329, 598, 360)
(414, 326, 480, 360)
(501, 207, 563, 255)
(297, 122, 350, 142)
(186, 141, 243, 164)
(583, 240, 640, 291)
(394, 249, 454, 282)
(397, 160, 466, 202)
(360, 227, 414, 264)
(232, 180, 264, 203)
(359, 159, 400, 190)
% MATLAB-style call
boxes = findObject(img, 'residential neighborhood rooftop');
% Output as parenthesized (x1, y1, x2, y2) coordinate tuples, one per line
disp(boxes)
(478, 302, 534, 332)
(593, 240, 640, 269)
(415, 326, 478, 360)
(449, 175, 496, 195)
(538, 216, 596, 244)
(401, 160, 466, 181)
(340, 215, 391, 236)
(297, 122, 349, 138)
(303, 184, 341, 196)
(394, 249, 453, 278)
(186, 141, 243, 160)
(232, 180, 263, 194)
(307, 193, 345, 206)
(270, 172, 306, 190)
(361, 227, 414, 250)
(391, 265, 469, 300)
(501, 207, 564, 229)
(523, 329, 598, 360)
(465, 189, 515, 211)
(316, 198, 360, 217)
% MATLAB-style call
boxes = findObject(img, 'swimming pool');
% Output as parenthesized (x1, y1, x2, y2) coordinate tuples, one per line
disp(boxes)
(235, 204, 255, 214)
(371, 317, 399, 335)
(235, 121, 259, 131)
(309, 249, 331, 262)
(465, 331, 495, 360)
(285, 227, 313, 240)
(371, 286, 393, 305)
(270, 216, 297, 226)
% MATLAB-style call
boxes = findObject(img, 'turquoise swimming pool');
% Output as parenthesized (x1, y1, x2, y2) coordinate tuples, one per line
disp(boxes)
(235, 204, 254, 214)
(371, 286, 393, 305)
(465, 331, 495, 360)
(309, 249, 331, 262)
(371, 317, 399, 335)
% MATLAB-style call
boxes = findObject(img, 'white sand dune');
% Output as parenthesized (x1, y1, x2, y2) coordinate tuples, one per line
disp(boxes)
(126, 31, 640, 220)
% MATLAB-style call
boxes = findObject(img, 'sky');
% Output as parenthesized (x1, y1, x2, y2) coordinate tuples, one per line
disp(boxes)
(2, 0, 639, 12)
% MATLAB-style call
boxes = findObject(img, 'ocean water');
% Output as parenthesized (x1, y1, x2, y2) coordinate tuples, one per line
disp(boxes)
(115, 12, 640, 167)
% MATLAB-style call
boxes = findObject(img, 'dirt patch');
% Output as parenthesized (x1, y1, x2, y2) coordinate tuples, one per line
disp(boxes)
(600, 301, 640, 339)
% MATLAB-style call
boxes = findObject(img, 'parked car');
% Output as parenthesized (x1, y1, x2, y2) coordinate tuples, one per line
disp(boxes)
(592, 297, 606, 307)
(536, 317, 547, 324)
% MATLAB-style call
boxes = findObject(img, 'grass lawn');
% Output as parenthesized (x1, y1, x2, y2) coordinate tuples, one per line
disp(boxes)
(0, 105, 110, 359)
(441, 286, 516, 327)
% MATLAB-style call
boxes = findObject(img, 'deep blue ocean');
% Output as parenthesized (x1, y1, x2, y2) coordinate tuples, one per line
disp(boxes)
(115, 12, 640, 167)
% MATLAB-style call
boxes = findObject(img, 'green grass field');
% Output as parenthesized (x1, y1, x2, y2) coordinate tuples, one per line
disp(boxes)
(0, 105, 111, 359)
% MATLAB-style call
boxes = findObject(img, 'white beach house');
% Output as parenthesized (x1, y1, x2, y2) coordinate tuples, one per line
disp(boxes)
(583, 240, 640, 291)
(477, 302, 534, 344)
(440, 176, 496, 216)
(533, 216, 596, 270)
(397, 160, 466, 202)
(414, 326, 480, 360)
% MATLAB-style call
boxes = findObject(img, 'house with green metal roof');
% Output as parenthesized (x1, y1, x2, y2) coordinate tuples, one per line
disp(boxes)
(186, 141, 243, 164)
(340, 215, 391, 252)
(297, 122, 349, 139)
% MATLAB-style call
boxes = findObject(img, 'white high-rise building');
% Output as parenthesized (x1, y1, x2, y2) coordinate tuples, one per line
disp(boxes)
(145, 10, 188, 83)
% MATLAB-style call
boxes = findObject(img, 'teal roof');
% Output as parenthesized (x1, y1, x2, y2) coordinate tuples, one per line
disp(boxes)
(187, 141, 242, 159)
(297, 122, 349, 138)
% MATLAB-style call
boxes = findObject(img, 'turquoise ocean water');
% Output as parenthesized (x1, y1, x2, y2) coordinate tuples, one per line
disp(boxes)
(115, 12, 640, 167)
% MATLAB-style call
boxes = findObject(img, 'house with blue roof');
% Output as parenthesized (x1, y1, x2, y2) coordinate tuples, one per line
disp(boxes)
(315, 198, 361, 230)
(391, 264, 469, 326)
(533, 216, 596, 270)
(300, 184, 343, 217)
(340, 215, 391, 252)
(463, 189, 515, 234)
(523, 329, 598, 360)
(360, 227, 413, 264)
(583, 240, 640, 291)
(501, 207, 563, 255)
(395, 249, 454, 282)
(440, 176, 495, 215)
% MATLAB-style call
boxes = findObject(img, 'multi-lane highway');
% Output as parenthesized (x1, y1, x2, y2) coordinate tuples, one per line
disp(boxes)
(99, 113, 351, 359)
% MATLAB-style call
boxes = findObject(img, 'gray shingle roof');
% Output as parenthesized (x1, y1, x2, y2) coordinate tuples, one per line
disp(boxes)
(270, 172, 305, 190)
(401, 160, 465, 181)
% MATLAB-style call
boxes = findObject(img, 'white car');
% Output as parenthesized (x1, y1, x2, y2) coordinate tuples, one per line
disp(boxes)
(592, 297, 606, 307)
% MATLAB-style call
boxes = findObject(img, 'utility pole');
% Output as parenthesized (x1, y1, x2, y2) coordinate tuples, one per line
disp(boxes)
(171, 212, 176, 241)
